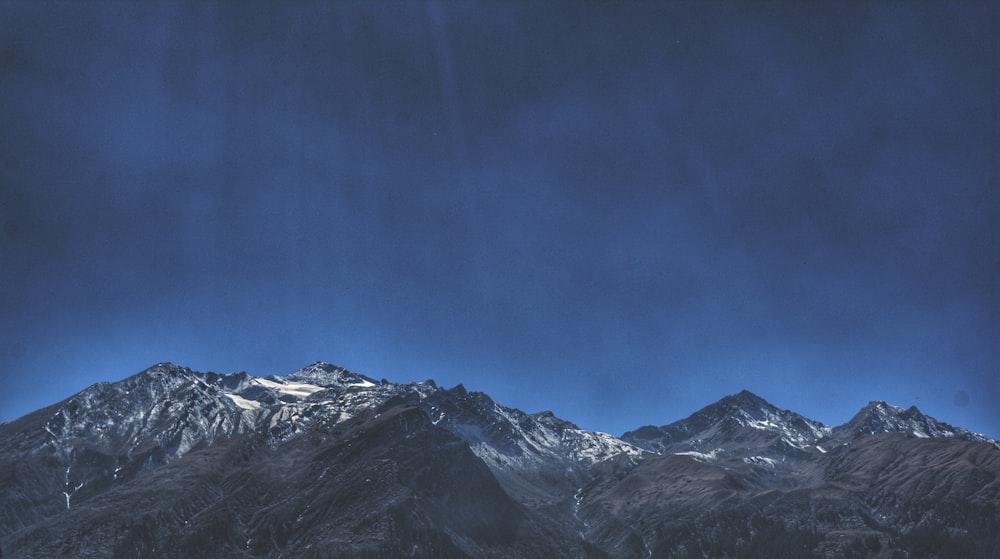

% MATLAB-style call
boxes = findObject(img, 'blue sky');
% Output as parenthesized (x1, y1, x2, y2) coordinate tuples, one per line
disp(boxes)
(1, 1, 997, 437)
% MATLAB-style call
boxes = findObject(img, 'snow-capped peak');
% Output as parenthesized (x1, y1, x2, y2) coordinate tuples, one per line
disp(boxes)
(622, 390, 832, 455)
(283, 362, 380, 389)
(837, 400, 993, 443)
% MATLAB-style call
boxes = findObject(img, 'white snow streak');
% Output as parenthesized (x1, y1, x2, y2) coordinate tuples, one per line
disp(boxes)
(62, 482, 84, 510)
(225, 393, 261, 410)
(251, 378, 325, 398)
(349, 379, 376, 388)
(674, 449, 723, 463)
(573, 487, 590, 540)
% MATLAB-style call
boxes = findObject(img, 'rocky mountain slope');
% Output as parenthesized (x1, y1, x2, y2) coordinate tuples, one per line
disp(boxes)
(1, 362, 997, 558)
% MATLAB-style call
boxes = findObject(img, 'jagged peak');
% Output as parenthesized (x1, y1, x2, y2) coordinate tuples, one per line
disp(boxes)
(530, 410, 580, 431)
(141, 362, 195, 376)
(288, 361, 352, 377)
(115, 363, 204, 393)
(721, 389, 774, 410)
(443, 384, 498, 408)
(850, 400, 918, 424)
(284, 362, 377, 387)
(863, 400, 902, 411)
(736, 388, 765, 399)
(624, 390, 786, 437)
(857, 400, 934, 420)
(838, 399, 997, 443)
(620, 389, 834, 454)
(697, 390, 785, 425)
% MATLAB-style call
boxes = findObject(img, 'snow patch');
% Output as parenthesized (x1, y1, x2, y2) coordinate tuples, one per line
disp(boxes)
(815, 445, 827, 454)
(746, 419, 779, 431)
(225, 393, 261, 410)
(674, 448, 723, 463)
(252, 378, 325, 399)
(349, 379, 376, 388)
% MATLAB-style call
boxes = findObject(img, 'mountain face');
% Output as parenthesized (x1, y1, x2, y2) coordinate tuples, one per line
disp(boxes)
(1, 363, 997, 558)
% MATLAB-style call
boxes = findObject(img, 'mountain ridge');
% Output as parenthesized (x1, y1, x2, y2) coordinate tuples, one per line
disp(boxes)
(1, 362, 997, 558)
(8, 362, 992, 442)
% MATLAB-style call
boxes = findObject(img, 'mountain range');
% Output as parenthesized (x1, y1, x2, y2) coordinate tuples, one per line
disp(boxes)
(1, 362, 997, 558)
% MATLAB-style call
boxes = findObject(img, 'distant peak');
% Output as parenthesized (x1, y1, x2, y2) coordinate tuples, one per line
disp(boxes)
(304, 361, 349, 373)
(696, 390, 785, 426)
(838, 400, 992, 442)
(530, 410, 580, 431)
(141, 362, 194, 376)
(734, 389, 767, 403)
(285, 362, 376, 387)
(717, 389, 774, 411)
(865, 400, 897, 409)
(859, 400, 915, 419)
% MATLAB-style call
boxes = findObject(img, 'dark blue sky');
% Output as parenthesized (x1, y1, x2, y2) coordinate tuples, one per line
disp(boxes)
(2, 1, 997, 437)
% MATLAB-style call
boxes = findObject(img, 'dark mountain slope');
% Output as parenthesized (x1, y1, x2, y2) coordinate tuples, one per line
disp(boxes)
(583, 393, 1000, 559)
(4, 402, 582, 558)
(1, 368, 997, 558)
